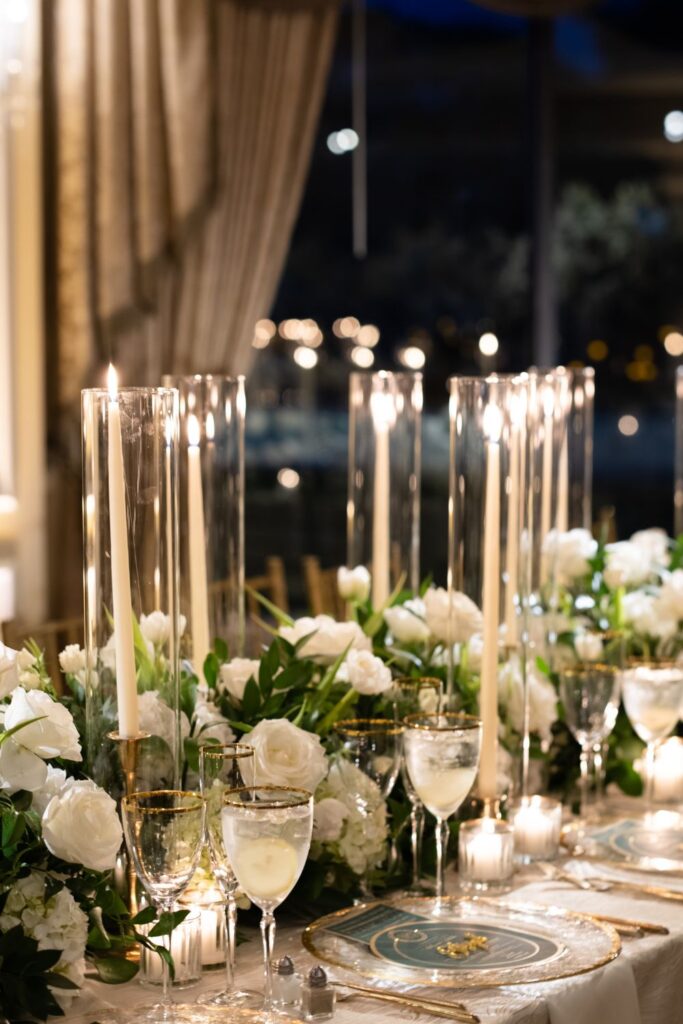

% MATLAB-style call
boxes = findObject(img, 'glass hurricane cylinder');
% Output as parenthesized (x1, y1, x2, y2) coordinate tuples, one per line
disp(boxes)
(347, 371, 422, 607)
(564, 367, 594, 532)
(675, 367, 683, 537)
(447, 374, 527, 806)
(164, 375, 246, 675)
(81, 384, 180, 796)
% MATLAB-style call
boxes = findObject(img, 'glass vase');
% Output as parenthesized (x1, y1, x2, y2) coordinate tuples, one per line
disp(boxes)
(347, 371, 422, 607)
(562, 367, 595, 532)
(676, 367, 683, 537)
(81, 380, 181, 797)
(447, 374, 527, 807)
(163, 375, 246, 676)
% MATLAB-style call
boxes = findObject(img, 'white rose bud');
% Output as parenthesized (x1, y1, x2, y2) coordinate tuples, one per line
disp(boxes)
(218, 658, 261, 704)
(337, 566, 371, 603)
(574, 632, 603, 662)
(383, 598, 430, 644)
(5, 688, 82, 762)
(59, 645, 86, 675)
(244, 718, 328, 792)
(344, 649, 393, 696)
(313, 797, 348, 842)
(42, 780, 123, 871)
(140, 611, 171, 647)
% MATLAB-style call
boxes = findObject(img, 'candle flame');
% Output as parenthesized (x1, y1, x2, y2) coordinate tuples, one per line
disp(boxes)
(370, 390, 396, 431)
(483, 403, 503, 444)
(107, 363, 118, 401)
(205, 412, 215, 441)
(542, 384, 555, 419)
(187, 414, 201, 448)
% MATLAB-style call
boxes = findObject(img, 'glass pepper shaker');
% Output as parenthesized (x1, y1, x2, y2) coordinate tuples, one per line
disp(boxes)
(271, 955, 301, 1009)
(302, 965, 335, 1021)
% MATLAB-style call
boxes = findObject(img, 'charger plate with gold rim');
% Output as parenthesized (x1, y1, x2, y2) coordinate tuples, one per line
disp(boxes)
(564, 813, 683, 873)
(302, 895, 620, 989)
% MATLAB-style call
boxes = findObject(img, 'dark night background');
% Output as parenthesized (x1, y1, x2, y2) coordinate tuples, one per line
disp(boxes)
(245, 0, 683, 608)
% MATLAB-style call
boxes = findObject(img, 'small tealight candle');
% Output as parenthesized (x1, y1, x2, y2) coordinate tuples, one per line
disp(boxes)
(458, 817, 515, 891)
(509, 796, 562, 863)
(650, 738, 683, 805)
(139, 906, 202, 988)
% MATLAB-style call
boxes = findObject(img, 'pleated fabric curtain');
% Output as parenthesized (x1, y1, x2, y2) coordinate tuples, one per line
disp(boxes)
(47, 0, 340, 411)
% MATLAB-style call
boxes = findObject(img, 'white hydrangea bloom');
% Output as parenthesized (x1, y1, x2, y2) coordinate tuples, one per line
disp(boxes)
(313, 758, 388, 876)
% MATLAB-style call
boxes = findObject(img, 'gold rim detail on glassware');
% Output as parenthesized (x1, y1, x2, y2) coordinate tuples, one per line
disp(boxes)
(625, 657, 683, 670)
(200, 743, 255, 760)
(334, 718, 404, 737)
(222, 785, 312, 809)
(559, 663, 621, 677)
(301, 895, 620, 989)
(392, 676, 442, 690)
(403, 712, 481, 732)
(122, 790, 205, 814)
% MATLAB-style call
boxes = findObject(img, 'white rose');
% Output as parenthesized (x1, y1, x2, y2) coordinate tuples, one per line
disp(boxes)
(574, 632, 603, 661)
(344, 649, 392, 696)
(218, 658, 261, 703)
(424, 587, 483, 645)
(5, 688, 82, 761)
(279, 616, 371, 665)
(31, 765, 68, 816)
(140, 611, 171, 647)
(383, 598, 430, 644)
(464, 634, 484, 673)
(244, 718, 328, 792)
(604, 541, 652, 589)
(42, 780, 123, 871)
(0, 737, 47, 793)
(499, 663, 557, 744)
(337, 566, 371, 603)
(655, 570, 683, 625)
(58, 645, 86, 675)
(193, 698, 235, 746)
(0, 643, 19, 698)
(313, 797, 348, 842)
(138, 690, 191, 750)
(545, 529, 597, 586)
(631, 528, 670, 573)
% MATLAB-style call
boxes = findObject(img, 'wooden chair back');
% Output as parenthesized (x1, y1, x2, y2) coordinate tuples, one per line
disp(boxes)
(2, 616, 82, 691)
(302, 555, 345, 618)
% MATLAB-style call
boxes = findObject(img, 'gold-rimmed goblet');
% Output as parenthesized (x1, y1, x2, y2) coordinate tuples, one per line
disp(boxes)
(622, 659, 683, 807)
(198, 743, 259, 1008)
(402, 713, 481, 903)
(333, 718, 402, 899)
(121, 790, 205, 1023)
(389, 677, 442, 891)
(221, 786, 313, 1020)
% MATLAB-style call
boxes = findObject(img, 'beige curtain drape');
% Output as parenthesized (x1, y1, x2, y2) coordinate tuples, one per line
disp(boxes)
(47, 0, 340, 410)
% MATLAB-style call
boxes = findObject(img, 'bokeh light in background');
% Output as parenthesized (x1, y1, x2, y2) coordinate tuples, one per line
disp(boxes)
(663, 110, 683, 144)
(618, 414, 639, 437)
(478, 332, 499, 357)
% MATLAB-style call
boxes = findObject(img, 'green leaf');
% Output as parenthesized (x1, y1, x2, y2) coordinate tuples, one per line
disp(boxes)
(89, 956, 140, 984)
(44, 974, 80, 991)
(0, 716, 47, 747)
(214, 637, 229, 663)
(203, 652, 219, 689)
(241, 678, 261, 720)
(131, 906, 157, 926)
(363, 573, 407, 637)
(245, 585, 294, 627)
(149, 909, 189, 937)
(317, 686, 358, 735)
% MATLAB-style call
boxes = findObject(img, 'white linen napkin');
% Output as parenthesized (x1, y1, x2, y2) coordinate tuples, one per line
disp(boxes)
(546, 956, 641, 1024)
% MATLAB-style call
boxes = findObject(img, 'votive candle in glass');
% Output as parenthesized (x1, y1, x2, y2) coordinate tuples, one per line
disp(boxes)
(510, 795, 562, 862)
(458, 817, 515, 891)
(649, 738, 683, 805)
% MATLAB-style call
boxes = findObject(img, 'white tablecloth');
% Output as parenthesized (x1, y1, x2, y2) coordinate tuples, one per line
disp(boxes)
(65, 824, 683, 1024)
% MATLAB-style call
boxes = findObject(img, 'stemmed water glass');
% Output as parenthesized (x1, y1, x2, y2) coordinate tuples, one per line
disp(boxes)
(333, 718, 402, 898)
(222, 786, 313, 1019)
(121, 790, 205, 1023)
(402, 713, 481, 903)
(198, 743, 259, 1008)
(622, 660, 683, 806)
(390, 677, 442, 892)
(560, 632, 623, 820)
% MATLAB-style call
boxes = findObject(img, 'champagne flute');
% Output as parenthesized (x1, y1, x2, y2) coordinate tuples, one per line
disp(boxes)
(390, 677, 442, 891)
(333, 718, 402, 898)
(622, 661, 683, 806)
(222, 786, 313, 1019)
(121, 790, 205, 1023)
(403, 713, 481, 903)
(198, 743, 259, 1008)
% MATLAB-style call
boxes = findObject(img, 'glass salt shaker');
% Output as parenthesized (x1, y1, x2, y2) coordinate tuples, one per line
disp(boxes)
(272, 955, 301, 1010)
(301, 965, 335, 1021)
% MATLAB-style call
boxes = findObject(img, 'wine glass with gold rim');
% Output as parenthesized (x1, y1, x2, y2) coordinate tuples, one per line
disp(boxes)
(198, 743, 260, 1008)
(402, 712, 481, 905)
(121, 790, 205, 1023)
(221, 786, 313, 1020)
(622, 659, 683, 807)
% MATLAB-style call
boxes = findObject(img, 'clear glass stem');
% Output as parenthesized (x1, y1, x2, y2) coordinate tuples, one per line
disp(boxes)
(224, 894, 237, 994)
(579, 743, 591, 819)
(434, 817, 449, 900)
(591, 742, 607, 806)
(410, 801, 425, 888)
(260, 909, 276, 1012)
(645, 741, 657, 806)
(158, 903, 174, 1012)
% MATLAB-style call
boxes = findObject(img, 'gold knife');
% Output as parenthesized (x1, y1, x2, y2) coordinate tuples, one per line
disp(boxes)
(590, 912, 669, 935)
(333, 979, 480, 1023)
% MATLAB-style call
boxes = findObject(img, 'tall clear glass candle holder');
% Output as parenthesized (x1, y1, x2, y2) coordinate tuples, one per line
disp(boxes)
(163, 375, 246, 676)
(565, 367, 594, 532)
(81, 382, 181, 799)
(447, 375, 526, 808)
(675, 366, 683, 537)
(347, 371, 422, 607)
